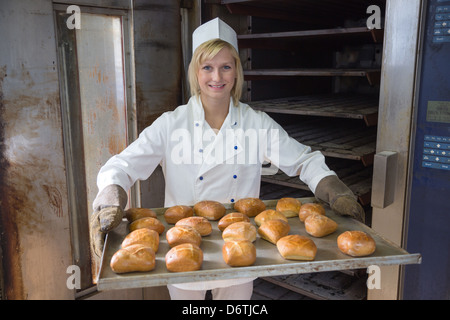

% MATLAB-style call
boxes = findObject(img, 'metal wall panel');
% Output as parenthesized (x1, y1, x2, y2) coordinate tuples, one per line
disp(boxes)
(0, 0, 73, 299)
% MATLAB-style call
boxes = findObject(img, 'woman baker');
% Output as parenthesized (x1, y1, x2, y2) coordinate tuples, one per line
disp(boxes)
(89, 18, 364, 300)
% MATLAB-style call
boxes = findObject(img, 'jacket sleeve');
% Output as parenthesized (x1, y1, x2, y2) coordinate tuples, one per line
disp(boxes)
(260, 111, 336, 194)
(96, 114, 167, 195)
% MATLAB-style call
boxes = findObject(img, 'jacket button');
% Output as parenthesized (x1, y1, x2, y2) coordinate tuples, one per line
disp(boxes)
(199, 176, 203, 181)
(230, 198, 235, 203)
(233, 175, 237, 179)
(234, 145, 238, 150)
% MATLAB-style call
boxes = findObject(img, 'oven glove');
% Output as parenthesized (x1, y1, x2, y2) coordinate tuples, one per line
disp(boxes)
(314, 175, 365, 223)
(90, 184, 128, 258)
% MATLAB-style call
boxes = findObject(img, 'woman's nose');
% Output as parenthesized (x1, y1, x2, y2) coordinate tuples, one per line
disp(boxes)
(212, 69, 222, 81)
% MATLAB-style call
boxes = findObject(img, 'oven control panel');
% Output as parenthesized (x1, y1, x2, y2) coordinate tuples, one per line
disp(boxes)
(422, 134, 450, 170)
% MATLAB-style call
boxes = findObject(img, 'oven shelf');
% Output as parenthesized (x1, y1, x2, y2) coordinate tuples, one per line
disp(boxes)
(261, 159, 373, 206)
(238, 27, 383, 49)
(249, 93, 379, 126)
(259, 181, 314, 200)
(260, 271, 367, 300)
(280, 118, 376, 166)
(244, 68, 381, 86)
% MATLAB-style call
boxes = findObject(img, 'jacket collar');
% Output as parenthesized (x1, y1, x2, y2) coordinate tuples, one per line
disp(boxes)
(190, 96, 239, 131)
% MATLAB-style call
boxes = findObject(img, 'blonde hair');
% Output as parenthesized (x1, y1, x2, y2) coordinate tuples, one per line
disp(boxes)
(188, 39, 243, 106)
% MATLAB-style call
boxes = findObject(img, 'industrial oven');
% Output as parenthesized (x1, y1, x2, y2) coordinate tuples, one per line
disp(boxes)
(0, 0, 448, 300)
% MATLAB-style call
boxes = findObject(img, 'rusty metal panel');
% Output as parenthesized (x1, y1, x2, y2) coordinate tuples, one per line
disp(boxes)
(0, 0, 73, 299)
(75, 12, 129, 210)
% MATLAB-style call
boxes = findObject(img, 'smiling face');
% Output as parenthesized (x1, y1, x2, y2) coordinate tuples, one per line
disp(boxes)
(197, 46, 236, 105)
(188, 39, 243, 106)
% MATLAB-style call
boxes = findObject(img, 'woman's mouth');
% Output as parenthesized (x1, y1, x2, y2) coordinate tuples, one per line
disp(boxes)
(209, 84, 225, 89)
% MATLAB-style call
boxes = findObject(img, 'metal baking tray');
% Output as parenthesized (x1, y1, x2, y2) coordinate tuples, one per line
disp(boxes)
(96, 198, 421, 291)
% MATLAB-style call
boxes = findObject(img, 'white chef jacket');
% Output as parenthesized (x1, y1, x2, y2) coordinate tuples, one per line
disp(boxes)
(97, 96, 336, 291)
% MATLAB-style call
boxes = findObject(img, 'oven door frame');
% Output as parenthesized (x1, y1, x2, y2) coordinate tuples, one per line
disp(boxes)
(369, 0, 424, 300)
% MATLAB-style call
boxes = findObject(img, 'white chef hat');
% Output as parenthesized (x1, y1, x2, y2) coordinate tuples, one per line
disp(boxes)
(192, 17, 239, 54)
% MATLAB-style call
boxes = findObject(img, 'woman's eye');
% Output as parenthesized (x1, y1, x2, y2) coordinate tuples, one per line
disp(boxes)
(202, 66, 211, 71)
(223, 65, 231, 70)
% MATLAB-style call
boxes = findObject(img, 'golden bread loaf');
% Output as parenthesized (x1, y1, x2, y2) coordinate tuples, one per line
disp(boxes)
(164, 205, 194, 224)
(193, 200, 226, 220)
(299, 203, 326, 222)
(233, 198, 266, 217)
(165, 243, 203, 272)
(222, 221, 257, 242)
(304, 214, 338, 237)
(254, 209, 288, 227)
(222, 240, 256, 267)
(125, 208, 157, 222)
(337, 231, 376, 257)
(218, 212, 250, 231)
(110, 244, 155, 273)
(276, 197, 302, 218)
(276, 235, 317, 261)
(257, 219, 290, 244)
(121, 228, 159, 253)
(166, 225, 202, 248)
(175, 216, 212, 236)
(129, 217, 165, 234)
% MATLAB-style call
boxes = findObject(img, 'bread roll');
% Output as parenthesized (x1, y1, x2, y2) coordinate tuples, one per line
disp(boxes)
(233, 198, 266, 217)
(129, 217, 165, 234)
(218, 212, 250, 231)
(222, 221, 257, 242)
(299, 203, 326, 222)
(276, 198, 302, 218)
(257, 219, 290, 244)
(337, 231, 376, 257)
(304, 214, 338, 237)
(110, 244, 155, 273)
(166, 225, 202, 248)
(125, 208, 157, 222)
(164, 205, 194, 224)
(222, 240, 256, 267)
(193, 200, 226, 220)
(165, 243, 203, 272)
(176, 216, 212, 236)
(254, 209, 288, 227)
(276, 235, 317, 261)
(121, 228, 159, 253)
